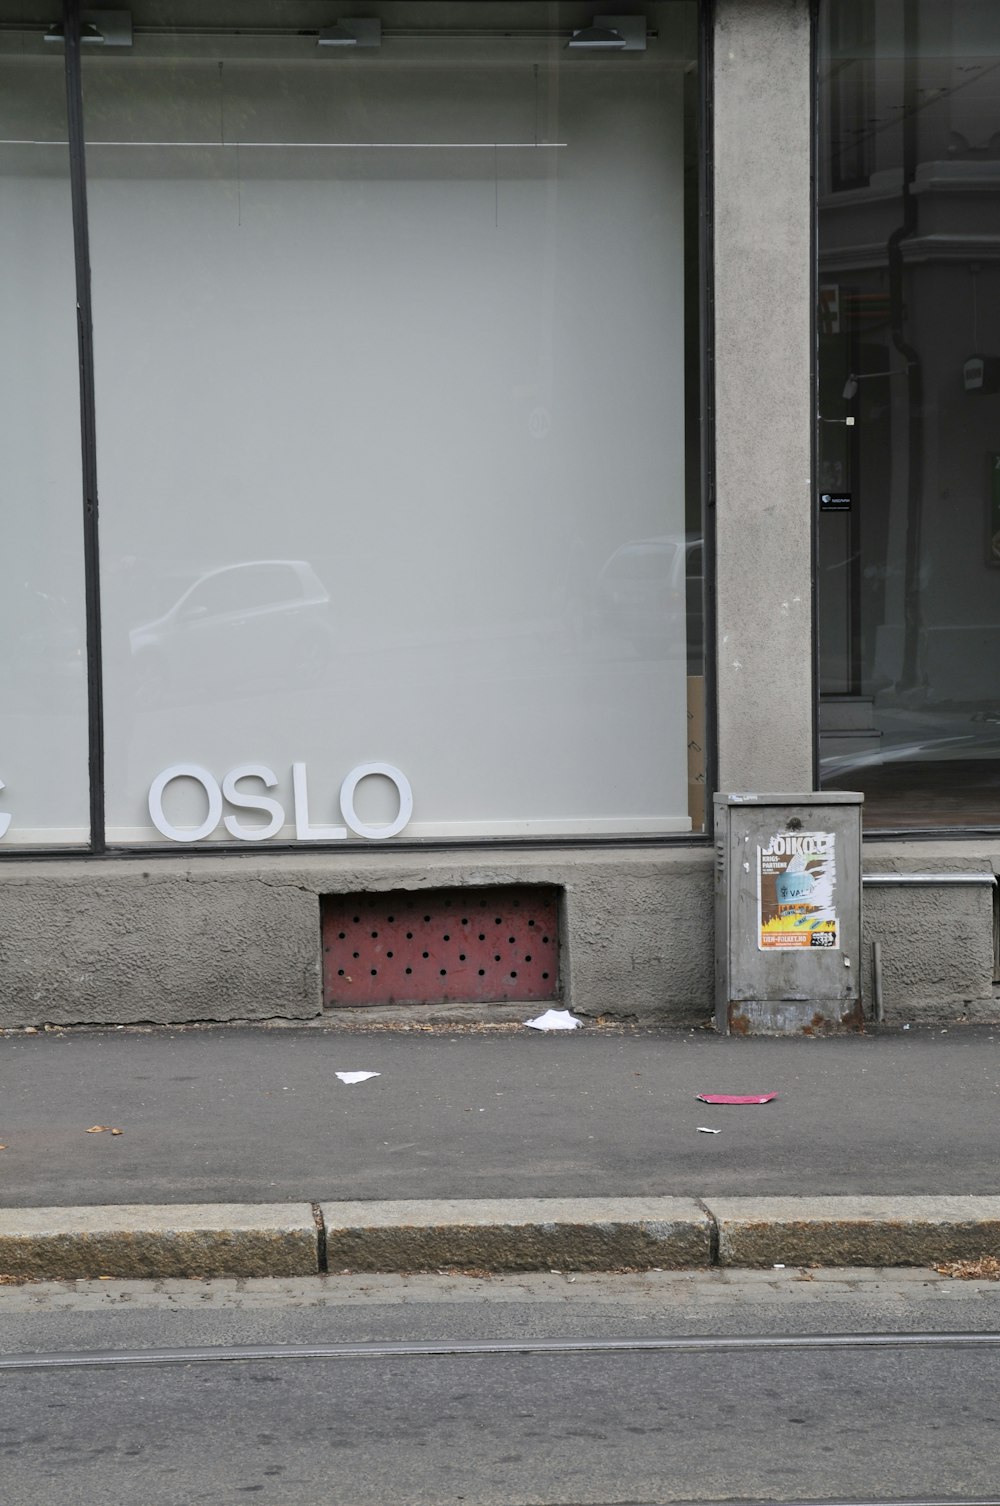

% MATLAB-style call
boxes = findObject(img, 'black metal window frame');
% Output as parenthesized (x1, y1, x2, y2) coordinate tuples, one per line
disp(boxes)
(5, 0, 717, 861)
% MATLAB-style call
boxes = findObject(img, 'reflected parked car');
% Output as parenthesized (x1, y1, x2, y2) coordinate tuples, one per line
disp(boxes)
(128, 559, 332, 707)
(592, 535, 703, 667)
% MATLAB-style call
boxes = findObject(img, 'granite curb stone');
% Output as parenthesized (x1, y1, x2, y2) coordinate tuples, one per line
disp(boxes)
(3, 1197, 1000, 1279)
(710, 1195, 1000, 1268)
(0, 1204, 318, 1280)
(321, 1197, 713, 1272)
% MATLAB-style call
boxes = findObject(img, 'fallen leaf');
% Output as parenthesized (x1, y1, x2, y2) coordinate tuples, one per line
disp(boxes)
(110, 1128, 124, 1136)
(935, 1256, 1000, 1280)
(86, 1125, 109, 1134)
(0, 1145, 6, 1151)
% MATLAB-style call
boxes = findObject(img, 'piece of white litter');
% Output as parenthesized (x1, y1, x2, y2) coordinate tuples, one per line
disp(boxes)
(773, 1263, 786, 1270)
(335, 1071, 381, 1085)
(696, 1126, 721, 1135)
(524, 1009, 582, 1031)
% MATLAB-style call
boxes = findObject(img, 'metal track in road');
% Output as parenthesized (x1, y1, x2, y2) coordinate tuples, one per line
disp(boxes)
(2, 1330, 1000, 1371)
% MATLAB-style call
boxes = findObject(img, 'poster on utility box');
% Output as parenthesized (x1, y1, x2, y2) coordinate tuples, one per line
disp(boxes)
(757, 831, 839, 949)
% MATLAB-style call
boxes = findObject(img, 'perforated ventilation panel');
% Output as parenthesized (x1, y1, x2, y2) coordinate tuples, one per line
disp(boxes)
(322, 887, 560, 1007)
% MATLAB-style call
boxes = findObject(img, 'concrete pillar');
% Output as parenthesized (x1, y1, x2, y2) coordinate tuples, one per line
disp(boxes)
(713, 0, 814, 791)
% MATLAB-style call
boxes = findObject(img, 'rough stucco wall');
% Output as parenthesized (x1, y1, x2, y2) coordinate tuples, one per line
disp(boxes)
(714, 0, 814, 791)
(1, 843, 997, 1027)
(861, 885, 995, 1018)
(0, 864, 322, 1026)
(860, 844, 999, 1019)
(0, 849, 715, 1028)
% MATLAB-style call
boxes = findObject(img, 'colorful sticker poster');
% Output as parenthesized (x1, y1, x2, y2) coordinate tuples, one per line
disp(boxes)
(757, 831, 839, 950)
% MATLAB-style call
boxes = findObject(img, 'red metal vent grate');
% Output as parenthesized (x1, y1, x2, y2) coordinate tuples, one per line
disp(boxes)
(322, 886, 560, 1007)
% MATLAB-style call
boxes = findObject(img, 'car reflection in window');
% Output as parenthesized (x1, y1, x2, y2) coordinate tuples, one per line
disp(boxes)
(128, 560, 333, 709)
(591, 535, 703, 669)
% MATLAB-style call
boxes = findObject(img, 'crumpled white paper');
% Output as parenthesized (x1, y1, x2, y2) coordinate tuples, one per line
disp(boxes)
(524, 1009, 582, 1032)
(335, 1071, 381, 1084)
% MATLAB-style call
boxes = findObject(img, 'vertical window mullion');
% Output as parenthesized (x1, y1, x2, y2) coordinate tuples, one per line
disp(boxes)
(62, 0, 105, 852)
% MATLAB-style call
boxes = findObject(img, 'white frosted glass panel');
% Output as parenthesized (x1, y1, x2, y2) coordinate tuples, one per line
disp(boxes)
(87, 7, 695, 844)
(0, 52, 90, 847)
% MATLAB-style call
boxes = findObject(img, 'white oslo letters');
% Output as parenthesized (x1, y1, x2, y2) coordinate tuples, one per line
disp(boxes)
(148, 762, 413, 845)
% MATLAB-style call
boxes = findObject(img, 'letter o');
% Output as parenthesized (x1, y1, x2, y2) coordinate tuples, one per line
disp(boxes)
(148, 764, 223, 843)
(340, 763, 413, 841)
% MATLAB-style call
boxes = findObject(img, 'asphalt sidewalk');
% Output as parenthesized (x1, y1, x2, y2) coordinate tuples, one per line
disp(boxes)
(2, 1019, 1000, 1277)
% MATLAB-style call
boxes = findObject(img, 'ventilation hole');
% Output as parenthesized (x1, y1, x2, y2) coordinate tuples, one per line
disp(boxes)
(495, 917, 502, 925)
(542, 971, 549, 980)
(370, 969, 377, 977)
(525, 954, 532, 962)
(528, 919, 536, 928)
(422, 951, 429, 959)
(494, 954, 501, 962)
(323, 946, 329, 954)
(510, 971, 517, 979)
(478, 934, 486, 941)
(387, 915, 394, 923)
(406, 932, 413, 940)
(405, 966, 413, 975)
(337, 969, 345, 977)
(424, 915, 431, 922)
(461, 918, 468, 925)
(338, 932, 346, 940)
(386, 951, 394, 959)
(508, 937, 515, 944)
(443, 933, 450, 942)
(478, 969, 485, 976)
(459, 954, 466, 962)
(542, 936, 550, 944)
(352, 916, 360, 923)
(440, 969, 447, 977)
(352, 952, 360, 959)
(370, 931, 378, 939)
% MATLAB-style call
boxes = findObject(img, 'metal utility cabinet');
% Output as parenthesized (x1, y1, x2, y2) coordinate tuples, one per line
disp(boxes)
(715, 791, 864, 1035)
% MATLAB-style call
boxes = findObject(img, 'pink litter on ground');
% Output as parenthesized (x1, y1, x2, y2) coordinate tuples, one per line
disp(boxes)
(696, 1093, 777, 1105)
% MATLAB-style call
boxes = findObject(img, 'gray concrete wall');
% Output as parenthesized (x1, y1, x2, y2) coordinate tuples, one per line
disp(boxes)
(713, 0, 815, 791)
(861, 843, 999, 1021)
(1, 842, 997, 1028)
(0, 849, 714, 1028)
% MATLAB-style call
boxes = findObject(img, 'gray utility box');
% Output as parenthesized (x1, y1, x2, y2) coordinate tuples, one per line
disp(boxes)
(715, 791, 864, 1035)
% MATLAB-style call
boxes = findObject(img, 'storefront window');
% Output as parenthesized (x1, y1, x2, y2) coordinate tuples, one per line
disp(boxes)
(818, 0, 1000, 828)
(0, 25, 91, 846)
(75, 0, 703, 846)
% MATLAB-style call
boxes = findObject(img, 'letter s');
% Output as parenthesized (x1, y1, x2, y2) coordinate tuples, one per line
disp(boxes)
(222, 764, 285, 842)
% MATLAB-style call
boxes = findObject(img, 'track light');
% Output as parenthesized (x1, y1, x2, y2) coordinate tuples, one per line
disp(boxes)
(45, 9, 133, 46)
(567, 16, 646, 52)
(317, 18, 381, 48)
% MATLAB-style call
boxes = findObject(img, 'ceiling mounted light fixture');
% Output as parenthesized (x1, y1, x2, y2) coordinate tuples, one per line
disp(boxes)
(45, 9, 133, 46)
(317, 18, 381, 48)
(567, 15, 646, 52)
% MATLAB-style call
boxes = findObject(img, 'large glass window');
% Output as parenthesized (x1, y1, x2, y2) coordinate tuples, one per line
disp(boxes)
(0, 22, 90, 845)
(77, 0, 704, 846)
(818, 0, 1000, 829)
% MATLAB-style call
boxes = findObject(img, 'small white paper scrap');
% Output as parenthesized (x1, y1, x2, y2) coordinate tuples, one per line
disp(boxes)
(524, 1009, 582, 1032)
(335, 1071, 380, 1085)
(696, 1126, 721, 1135)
